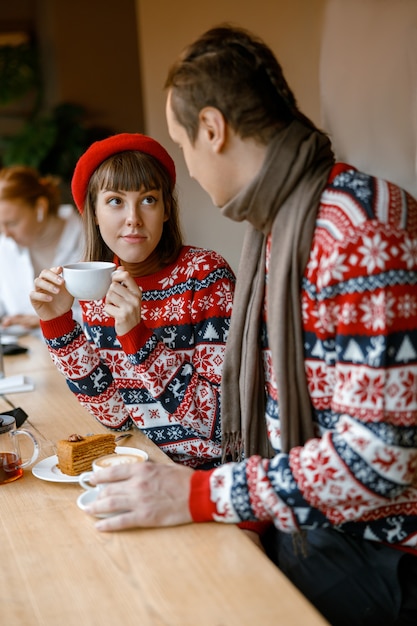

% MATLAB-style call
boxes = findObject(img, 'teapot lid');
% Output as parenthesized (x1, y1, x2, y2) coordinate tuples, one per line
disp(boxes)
(0, 414, 15, 434)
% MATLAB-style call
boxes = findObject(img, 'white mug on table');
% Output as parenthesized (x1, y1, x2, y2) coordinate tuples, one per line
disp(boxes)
(79, 451, 148, 491)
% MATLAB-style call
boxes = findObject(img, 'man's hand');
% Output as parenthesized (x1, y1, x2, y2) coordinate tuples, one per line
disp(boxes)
(84, 460, 195, 531)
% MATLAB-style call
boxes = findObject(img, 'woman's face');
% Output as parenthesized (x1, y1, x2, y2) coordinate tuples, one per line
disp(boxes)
(0, 194, 41, 247)
(94, 185, 168, 265)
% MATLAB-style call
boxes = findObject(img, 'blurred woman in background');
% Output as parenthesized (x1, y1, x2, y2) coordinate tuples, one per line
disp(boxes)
(0, 165, 84, 332)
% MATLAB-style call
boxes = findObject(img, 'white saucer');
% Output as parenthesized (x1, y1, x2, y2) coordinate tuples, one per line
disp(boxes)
(77, 487, 131, 519)
(77, 488, 113, 518)
(1, 334, 20, 345)
(32, 446, 148, 483)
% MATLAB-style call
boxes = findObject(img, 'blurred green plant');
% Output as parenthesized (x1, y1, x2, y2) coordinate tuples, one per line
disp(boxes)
(1, 102, 112, 183)
(0, 39, 41, 108)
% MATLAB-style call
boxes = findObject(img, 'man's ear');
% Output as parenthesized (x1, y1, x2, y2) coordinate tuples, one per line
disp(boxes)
(198, 106, 227, 152)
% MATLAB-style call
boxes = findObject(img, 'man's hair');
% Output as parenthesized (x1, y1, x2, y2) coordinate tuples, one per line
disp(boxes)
(165, 24, 317, 144)
(83, 151, 183, 265)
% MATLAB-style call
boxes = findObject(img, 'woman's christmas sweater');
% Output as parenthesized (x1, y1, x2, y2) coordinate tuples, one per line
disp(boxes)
(190, 164, 417, 554)
(40, 246, 235, 468)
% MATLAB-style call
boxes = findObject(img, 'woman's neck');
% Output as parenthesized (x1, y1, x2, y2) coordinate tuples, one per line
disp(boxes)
(31, 214, 64, 249)
(119, 248, 164, 277)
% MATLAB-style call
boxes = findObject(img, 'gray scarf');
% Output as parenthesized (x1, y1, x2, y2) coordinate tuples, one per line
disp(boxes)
(220, 120, 335, 460)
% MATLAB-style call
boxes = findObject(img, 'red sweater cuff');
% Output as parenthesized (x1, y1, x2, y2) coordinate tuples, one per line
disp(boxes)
(40, 310, 75, 339)
(237, 521, 272, 535)
(118, 321, 153, 354)
(189, 469, 217, 522)
(189, 471, 273, 533)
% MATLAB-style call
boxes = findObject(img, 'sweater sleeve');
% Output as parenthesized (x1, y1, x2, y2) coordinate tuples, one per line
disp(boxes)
(189, 469, 218, 521)
(189, 469, 270, 534)
(40, 312, 133, 430)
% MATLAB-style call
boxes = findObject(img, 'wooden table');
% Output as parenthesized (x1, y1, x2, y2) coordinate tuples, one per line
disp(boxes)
(0, 335, 328, 625)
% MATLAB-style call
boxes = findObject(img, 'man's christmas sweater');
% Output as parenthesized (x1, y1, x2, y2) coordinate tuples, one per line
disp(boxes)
(190, 164, 417, 554)
(40, 246, 235, 468)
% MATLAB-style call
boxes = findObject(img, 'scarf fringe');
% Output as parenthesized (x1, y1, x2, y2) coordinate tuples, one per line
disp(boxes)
(222, 431, 244, 463)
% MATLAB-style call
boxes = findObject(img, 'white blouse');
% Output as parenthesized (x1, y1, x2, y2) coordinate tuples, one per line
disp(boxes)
(0, 207, 84, 326)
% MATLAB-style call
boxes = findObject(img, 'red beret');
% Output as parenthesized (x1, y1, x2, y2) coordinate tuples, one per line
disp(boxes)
(71, 133, 176, 213)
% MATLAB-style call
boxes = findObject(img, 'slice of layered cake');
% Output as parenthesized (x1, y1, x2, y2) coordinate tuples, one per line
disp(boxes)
(57, 433, 116, 476)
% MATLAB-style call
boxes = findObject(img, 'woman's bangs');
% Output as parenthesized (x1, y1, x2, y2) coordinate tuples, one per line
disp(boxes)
(99, 153, 160, 192)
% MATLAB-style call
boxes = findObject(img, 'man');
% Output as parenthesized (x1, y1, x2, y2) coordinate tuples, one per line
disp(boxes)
(85, 25, 417, 625)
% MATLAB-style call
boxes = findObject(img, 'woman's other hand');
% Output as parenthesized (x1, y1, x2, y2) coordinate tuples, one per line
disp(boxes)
(104, 267, 142, 336)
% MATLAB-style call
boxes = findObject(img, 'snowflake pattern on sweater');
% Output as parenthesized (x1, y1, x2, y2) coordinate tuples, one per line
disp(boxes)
(201, 164, 417, 552)
(41, 246, 235, 468)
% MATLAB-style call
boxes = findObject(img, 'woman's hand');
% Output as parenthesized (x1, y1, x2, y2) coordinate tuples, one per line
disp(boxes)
(84, 461, 194, 531)
(30, 266, 75, 321)
(104, 267, 142, 336)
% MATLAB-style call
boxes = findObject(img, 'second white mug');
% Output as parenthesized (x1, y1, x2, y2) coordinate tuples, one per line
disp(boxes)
(79, 451, 148, 491)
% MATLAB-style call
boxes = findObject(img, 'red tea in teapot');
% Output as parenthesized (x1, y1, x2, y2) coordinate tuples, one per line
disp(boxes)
(0, 452, 23, 484)
(0, 414, 39, 482)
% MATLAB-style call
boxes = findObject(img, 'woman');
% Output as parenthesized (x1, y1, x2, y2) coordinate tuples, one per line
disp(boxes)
(0, 165, 84, 331)
(30, 133, 235, 469)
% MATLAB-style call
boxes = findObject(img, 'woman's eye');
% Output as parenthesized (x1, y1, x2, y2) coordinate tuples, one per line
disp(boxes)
(142, 195, 157, 206)
(108, 197, 122, 207)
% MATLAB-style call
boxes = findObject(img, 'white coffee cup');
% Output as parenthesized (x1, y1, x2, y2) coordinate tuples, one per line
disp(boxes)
(62, 261, 117, 300)
(79, 451, 148, 491)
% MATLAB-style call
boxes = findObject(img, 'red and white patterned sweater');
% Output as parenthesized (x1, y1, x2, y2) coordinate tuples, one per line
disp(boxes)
(190, 164, 417, 554)
(40, 246, 235, 468)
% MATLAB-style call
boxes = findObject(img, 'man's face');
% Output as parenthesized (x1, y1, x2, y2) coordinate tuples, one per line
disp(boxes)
(165, 91, 228, 207)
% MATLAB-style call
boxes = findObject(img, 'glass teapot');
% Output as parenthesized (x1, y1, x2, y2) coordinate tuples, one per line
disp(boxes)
(0, 414, 39, 484)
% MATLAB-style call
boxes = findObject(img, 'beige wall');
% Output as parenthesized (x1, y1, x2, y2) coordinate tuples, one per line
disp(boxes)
(136, 0, 327, 271)
(37, 0, 144, 134)
(321, 0, 417, 199)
